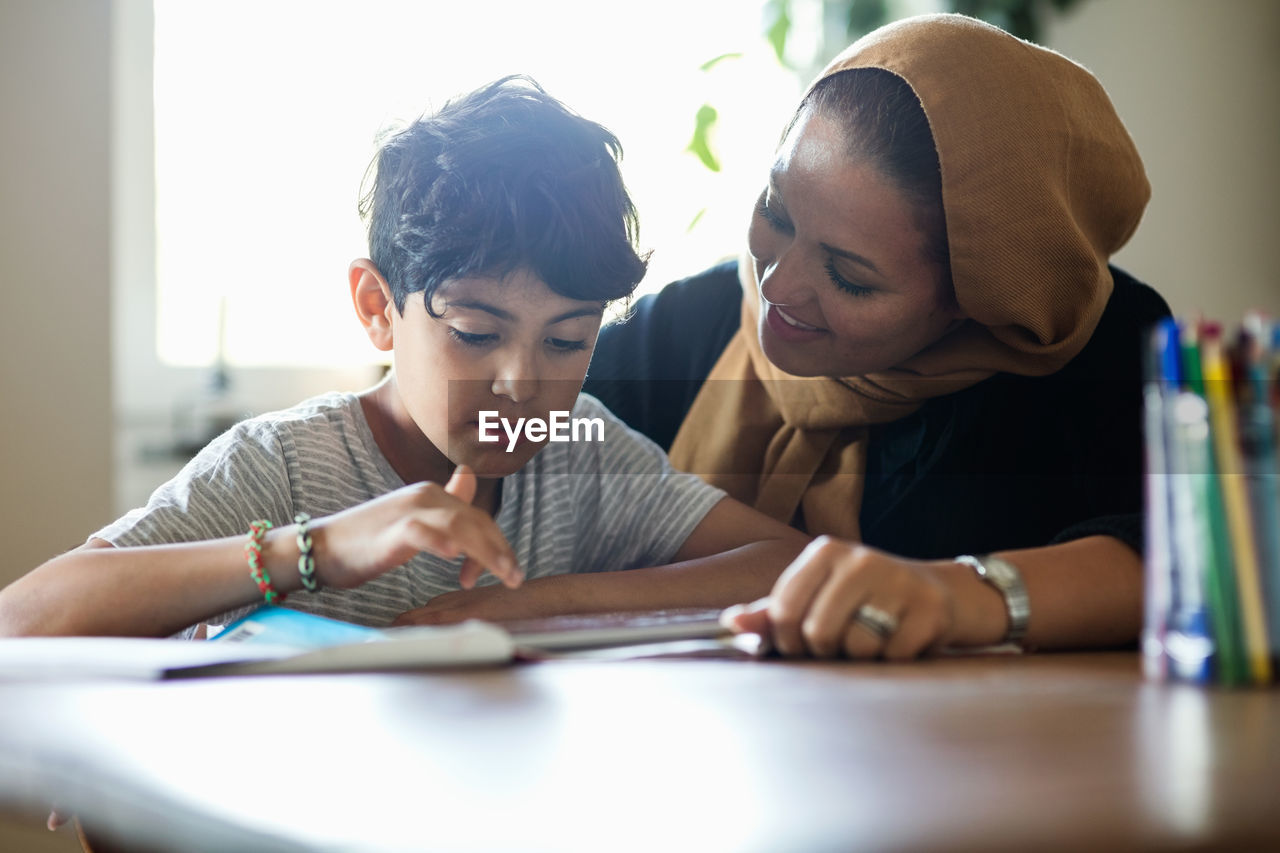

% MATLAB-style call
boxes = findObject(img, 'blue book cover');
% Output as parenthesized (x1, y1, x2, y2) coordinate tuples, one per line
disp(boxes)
(212, 605, 383, 647)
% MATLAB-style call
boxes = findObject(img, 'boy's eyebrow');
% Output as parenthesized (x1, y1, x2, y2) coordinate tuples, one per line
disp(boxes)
(446, 301, 516, 322)
(445, 301, 604, 324)
(547, 306, 605, 324)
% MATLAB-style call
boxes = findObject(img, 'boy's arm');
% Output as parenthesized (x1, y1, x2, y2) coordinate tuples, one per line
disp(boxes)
(0, 534, 308, 638)
(392, 497, 810, 626)
(0, 470, 520, 638)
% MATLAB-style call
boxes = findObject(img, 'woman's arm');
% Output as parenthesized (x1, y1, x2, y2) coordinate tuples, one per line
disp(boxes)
(392, 496, 812, 625)
(726, 534, 1142, 658)
(0, 469, 520, 638)
(993, 535, 1143, 649)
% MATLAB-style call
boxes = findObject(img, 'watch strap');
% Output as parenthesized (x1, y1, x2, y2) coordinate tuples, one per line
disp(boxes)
(955, 554, 1030, 646)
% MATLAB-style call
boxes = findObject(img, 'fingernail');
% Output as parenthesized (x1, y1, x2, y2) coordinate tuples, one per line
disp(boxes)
(719, 604, 746, 627)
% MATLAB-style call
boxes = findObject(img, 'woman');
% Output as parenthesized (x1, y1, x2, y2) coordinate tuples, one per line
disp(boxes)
(584, 14, 1170, 659)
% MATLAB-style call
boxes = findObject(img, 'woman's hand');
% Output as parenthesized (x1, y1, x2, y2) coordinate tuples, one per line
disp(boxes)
(723, 536, 1006, 659)
(306, 465, 522, 592)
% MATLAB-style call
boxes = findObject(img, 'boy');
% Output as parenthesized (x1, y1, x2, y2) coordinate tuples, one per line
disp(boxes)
(0, 76, 808, 638)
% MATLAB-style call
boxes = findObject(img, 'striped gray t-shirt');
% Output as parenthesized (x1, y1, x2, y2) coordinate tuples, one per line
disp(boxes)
(93, 392, 725, 633)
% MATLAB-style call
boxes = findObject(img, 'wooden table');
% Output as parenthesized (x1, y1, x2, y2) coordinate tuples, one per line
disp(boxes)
(0, 652, 1277, 852)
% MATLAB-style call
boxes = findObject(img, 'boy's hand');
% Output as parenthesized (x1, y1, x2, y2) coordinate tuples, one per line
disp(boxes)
(391, 581, 547, 627)
(307, 466, 522, 591)
(389, 571, 560, 625)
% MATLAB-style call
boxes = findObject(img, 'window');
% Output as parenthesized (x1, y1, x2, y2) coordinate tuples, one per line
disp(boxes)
(149, 0, 805, 368)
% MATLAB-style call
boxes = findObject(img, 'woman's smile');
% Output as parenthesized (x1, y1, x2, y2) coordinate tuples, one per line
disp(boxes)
(764, 302, 827, 343)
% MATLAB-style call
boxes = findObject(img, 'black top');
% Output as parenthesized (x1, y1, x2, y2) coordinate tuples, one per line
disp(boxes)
(583, 260, 1171, 558)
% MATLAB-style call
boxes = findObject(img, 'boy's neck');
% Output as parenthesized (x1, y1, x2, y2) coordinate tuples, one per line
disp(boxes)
(357, 378, 501, 516)
(467, 477, 502, 518)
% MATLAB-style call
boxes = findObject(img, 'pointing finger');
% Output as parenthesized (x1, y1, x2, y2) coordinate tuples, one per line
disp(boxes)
(444, 464, 477, 505)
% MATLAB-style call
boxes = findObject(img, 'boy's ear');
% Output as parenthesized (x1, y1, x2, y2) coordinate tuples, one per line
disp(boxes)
(349, 258, 395, 352)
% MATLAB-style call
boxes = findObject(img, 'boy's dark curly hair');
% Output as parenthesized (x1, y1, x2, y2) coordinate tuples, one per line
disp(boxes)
(359, 75, 648, 316)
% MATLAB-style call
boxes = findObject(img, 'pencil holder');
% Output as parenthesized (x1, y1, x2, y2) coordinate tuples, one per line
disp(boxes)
(1142, 313, 1279, 687)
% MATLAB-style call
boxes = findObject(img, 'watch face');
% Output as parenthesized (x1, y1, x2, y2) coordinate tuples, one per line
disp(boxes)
(985, 561, 1015, 586)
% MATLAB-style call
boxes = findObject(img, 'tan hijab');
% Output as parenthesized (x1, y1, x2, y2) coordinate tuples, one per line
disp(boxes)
(668, 13, 1150, 538)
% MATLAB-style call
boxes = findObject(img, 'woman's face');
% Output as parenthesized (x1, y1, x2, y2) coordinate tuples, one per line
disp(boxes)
(747, 108, 963, 378)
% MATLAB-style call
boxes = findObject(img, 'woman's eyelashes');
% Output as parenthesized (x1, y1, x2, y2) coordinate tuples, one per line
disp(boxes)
(446, 327, 588, 354)
(755, 195, 792, 233)
(824, 260, 875, 297)
(756, 192, 873, 297)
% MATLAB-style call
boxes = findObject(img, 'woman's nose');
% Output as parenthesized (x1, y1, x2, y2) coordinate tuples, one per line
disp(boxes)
(757, 245, 810, 308)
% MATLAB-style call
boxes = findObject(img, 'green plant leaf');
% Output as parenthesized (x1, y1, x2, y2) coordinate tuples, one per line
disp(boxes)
(763, 0, 792, 66)
(699, 52, 743, 72)
(686, 104, 721, 172)
(686, 208, 708, 232)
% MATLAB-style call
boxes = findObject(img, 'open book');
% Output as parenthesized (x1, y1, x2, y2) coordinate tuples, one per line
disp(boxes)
(0, 605, 748, 681)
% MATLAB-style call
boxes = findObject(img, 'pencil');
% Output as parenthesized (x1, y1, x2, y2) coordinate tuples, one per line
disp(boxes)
(1202, 324, 1272, 685)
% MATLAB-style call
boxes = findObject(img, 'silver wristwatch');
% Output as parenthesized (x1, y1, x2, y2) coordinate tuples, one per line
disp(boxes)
(955, 554, 1030, 646)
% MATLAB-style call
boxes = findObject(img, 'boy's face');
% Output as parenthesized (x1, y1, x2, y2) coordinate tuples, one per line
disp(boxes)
(391, 268, 604, 478)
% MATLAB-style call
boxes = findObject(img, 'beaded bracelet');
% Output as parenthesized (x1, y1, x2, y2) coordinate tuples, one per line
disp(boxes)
(244, 519, 286, 605)
(294, 512, 319, 592)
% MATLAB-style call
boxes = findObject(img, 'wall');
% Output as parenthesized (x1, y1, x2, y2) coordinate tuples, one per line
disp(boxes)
(0, 1, 114, 596)
(1045, 0, 1280, 319)
(0, 1, 113, 848)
